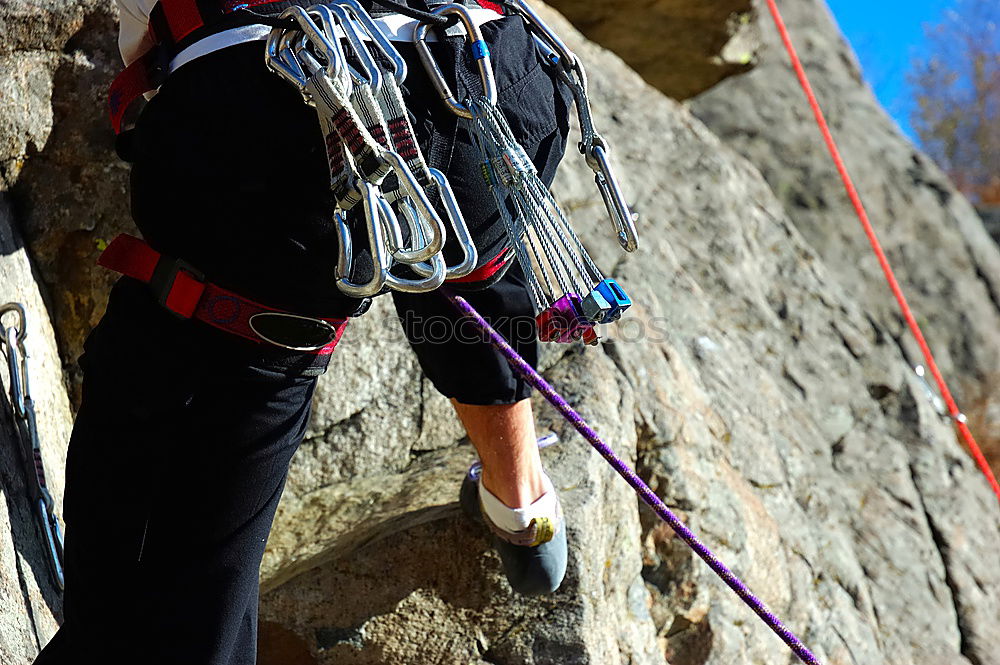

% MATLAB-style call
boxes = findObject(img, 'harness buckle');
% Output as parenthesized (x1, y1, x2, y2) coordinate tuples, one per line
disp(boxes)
(148, 254, 206, 319)
(248, 313, 340, 351)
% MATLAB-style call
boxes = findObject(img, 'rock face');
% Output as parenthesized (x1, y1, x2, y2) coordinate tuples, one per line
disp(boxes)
(1, 0, 134, 400)
(544, 0, 759, 100)
(0, 207, 72, 663)
(690, 0, 1000, 389)
(1, 0, 999, 664)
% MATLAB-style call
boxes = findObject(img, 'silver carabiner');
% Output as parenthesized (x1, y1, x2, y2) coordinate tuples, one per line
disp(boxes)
(385, 250, 447, 293)
(369, 197, 446, 293)
(335, 182, 391, 297)
(265, 5, 349, 91)
(0, 304, 28, 418)
(555, 52, 638, 253)
(414, 4, 498, 119)
(591, 143, 638, 252)
(266, 25, 309, 89)
(334, 0, 408, 83)
(380, 151, 446, 263)
(317, 4, 381, 90)
(3, 325, 27, 419)
(411, 168, 479, 279)
(502, 0, 577, 70)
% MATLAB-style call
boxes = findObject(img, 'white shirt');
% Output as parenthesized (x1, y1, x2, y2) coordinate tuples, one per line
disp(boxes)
(116, 0, 157, 64)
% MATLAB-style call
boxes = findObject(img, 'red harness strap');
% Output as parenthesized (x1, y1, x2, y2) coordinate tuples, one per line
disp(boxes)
(447, 246, 512, 284)
(98, 234, 348, 354)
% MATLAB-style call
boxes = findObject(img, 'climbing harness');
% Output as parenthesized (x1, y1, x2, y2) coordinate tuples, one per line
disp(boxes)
(447, 292, 823, 665)
(414, 3, 632, 345)
(0, 303, 65, 590)
(265, 2, 477, 296)
(762, 0, 1000, 503)
(97, 234, 350, 354)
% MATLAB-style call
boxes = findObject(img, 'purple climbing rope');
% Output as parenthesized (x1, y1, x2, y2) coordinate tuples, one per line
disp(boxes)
(447, 293, 823, 665)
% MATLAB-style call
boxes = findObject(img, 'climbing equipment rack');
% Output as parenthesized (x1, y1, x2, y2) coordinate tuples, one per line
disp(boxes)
(265, 0, 477, 297)
(267, 0, 635, 340)
(415, 3, 633, 345)
(0, 303, 65, 590)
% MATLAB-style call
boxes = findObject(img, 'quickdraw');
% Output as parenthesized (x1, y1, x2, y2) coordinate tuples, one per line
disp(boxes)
(415, 3, 632, 346)
(0, 303, 65, 590)
(265, 3, 477, 297)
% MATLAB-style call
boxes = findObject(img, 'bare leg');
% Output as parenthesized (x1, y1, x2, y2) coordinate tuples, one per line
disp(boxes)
(452, 398, 546, 509)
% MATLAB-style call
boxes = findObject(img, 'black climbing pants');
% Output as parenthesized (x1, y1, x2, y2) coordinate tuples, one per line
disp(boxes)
(35, 12, 569, 665)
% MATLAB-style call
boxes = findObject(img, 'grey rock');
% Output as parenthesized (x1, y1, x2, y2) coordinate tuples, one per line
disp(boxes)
(261, 4, 999, 664)
(545, 0, 760, 100)
(3, 0, 134, 400)
(0, 203, 72, 664)
(690, 0, 1000, 389)
(979, 206, 1000, 247)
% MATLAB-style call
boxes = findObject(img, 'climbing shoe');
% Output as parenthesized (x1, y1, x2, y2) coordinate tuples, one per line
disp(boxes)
(460, 470, 568, 595)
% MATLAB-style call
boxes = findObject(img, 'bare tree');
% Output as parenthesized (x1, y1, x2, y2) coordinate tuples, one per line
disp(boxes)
(908, 0, 1000, 204)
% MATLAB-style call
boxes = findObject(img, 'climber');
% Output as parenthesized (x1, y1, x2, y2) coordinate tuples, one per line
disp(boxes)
(32, 1, 573, 663)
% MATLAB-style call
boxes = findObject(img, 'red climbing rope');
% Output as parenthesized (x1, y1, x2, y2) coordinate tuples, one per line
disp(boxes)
(762, 0, 1000, 502)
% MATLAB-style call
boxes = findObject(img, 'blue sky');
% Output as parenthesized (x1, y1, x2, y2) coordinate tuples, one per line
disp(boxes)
(826, 0, 954, 138)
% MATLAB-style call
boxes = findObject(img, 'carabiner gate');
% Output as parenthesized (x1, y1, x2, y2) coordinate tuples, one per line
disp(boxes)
(318, 4, 381, 90)
(380, 151, 447, 263)
(410, 168, 479, 279)
(590, 143, 638, 252)
(414, 4, 498, 119)
(334, 0, 408, 83)
(335, 182, 391, 297)
(502, 0, 577, 70)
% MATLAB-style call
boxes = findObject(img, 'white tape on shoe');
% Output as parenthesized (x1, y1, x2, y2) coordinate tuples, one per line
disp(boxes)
(479, 472, 558, 534)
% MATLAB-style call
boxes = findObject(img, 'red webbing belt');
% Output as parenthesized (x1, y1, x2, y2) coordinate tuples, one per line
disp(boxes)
(98, 234, 348, 355)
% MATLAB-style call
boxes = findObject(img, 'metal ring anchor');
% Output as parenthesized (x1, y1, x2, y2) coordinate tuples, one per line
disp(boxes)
(414, 3, 498, 119)
(0, 302, 27, 346)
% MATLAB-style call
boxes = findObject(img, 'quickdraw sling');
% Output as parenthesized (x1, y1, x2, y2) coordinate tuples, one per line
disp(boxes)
(0, 303, 65, 590)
